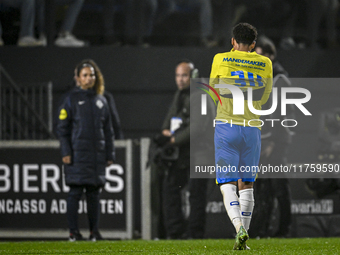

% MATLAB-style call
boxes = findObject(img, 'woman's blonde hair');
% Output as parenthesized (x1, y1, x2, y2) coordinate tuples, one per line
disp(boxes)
(76, 59, 105, 95)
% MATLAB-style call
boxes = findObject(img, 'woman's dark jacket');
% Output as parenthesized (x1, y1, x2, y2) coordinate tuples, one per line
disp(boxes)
(57, 88, 115, 187)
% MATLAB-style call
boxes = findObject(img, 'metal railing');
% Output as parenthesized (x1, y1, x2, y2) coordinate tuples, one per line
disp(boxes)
(0, 65, 55, 140)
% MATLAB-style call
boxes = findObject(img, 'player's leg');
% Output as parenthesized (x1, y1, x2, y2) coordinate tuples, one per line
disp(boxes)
(220, 181, 249, 250)
(235, 126, 261, 249)
(234, 181, 253, 250)
(220, 182, 242, 232)
(239, 126, 261, 232)
(238, 181, 255, 231)
(215, 123, 246, 248)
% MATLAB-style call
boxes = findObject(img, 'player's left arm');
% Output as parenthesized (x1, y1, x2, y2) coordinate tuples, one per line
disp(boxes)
(209, 54, 220, 101)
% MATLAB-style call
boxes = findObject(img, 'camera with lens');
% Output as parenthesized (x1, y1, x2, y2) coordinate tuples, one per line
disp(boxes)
(148, 133, 179, 169)
(153, 133, 179, 161)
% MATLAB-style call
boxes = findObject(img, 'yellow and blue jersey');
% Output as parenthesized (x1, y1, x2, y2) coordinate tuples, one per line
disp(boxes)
(209, 49, 273, 128)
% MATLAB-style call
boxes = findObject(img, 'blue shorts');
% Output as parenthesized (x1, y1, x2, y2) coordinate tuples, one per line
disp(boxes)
(214, 122, 261, 184)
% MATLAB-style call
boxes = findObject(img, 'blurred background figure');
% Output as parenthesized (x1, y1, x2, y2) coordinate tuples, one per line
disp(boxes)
(252, 35, 294, 238)
(274, 0, 339, 49)
(0, 0, 43, 46)
(160, 60, 192, 239)
(220, 0, 339, 50)
(158, 0, 217, 47)
(306, 0, 339, 49)
(274, 0, 305, 50)
(102, 0, 129, 46)
(102, 0, 157, 46)
(256, 35, 289, 77)
(211, 0, 234, 47)
(148, 60, 209, 239)
(103, 88, 124, 140)
(36, 0, 85, 47)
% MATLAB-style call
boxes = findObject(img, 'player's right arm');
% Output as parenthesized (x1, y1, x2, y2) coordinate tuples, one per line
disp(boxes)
(209, 54, 221, 102)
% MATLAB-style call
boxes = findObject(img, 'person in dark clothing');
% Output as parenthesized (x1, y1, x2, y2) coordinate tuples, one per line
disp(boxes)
(255, 36, 288, 77)
(161, 61, 191, 239)
(255, 36, 293, 237)
(54, 61, 123, 140)
(160, 60, 208, 239)
(103, 90, 124, 139)
(57, 59, 115, 241)
(75, 63, 123, 139)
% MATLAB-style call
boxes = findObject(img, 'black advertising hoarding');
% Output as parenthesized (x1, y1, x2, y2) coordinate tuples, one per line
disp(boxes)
(0, 140, 133, 239)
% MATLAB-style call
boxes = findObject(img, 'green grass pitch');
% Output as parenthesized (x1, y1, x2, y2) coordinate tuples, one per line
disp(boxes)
(0, 238, 340, 254)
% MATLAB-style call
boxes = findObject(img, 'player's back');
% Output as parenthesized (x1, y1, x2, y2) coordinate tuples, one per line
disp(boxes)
(210, 49, 273, 127)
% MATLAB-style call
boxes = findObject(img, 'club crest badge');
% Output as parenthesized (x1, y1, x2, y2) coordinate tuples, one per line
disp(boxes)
(96, 100, 104, 109)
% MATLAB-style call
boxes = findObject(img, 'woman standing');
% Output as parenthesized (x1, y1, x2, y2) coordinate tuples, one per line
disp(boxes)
(57, 59, 115, 241)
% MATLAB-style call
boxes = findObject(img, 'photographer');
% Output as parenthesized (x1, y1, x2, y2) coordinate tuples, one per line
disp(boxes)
(157, 60, 208, 239)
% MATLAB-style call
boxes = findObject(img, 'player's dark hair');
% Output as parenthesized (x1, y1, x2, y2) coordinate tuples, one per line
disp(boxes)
(232, 23, 257, 45)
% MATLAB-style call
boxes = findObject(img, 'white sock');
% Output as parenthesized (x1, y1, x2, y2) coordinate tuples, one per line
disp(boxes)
(239, 188, 254, 231)
(220, 184, 242, 233)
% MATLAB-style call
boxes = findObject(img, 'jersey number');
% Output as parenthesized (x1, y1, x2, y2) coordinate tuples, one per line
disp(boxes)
(231, 71, 263, 87)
